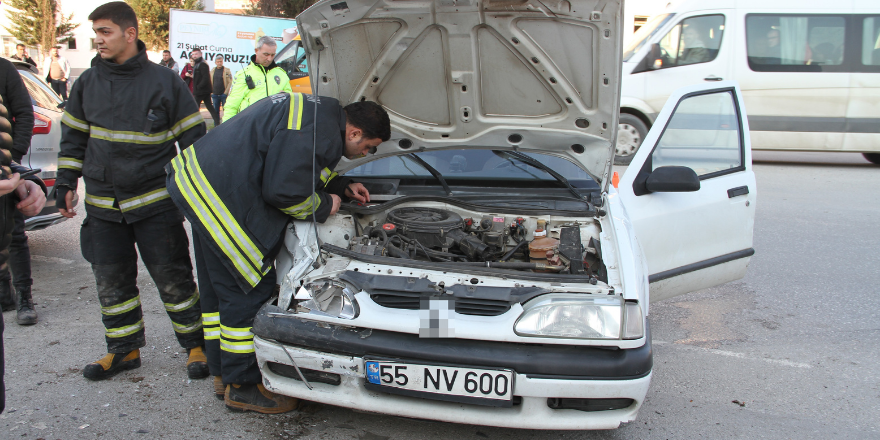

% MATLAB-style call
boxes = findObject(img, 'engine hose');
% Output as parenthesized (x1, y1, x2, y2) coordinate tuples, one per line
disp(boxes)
(385, 243, 412, 259)
(458, 261, 565, 271)
(501, 240, 529, 261)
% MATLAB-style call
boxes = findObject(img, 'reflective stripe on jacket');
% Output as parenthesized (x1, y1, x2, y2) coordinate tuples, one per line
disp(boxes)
(167, 92, 349, 293)
(57, 40, 206, 223)
(222, 56, 292, 122)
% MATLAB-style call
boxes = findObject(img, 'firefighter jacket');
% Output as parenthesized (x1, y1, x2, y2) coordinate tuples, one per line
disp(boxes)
(57, 40, 206, 223)
(167, 92, 350, 293)
(221, 56, 292, 122)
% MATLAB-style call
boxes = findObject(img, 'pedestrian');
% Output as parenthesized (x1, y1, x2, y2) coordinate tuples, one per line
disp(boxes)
(55, 1, 210, 382)
(0, 94, 48, 413)
(0, 57, 37, 325)
(181, 59, 194, 93)
(210, 56, 232, 116)
(190, 49, 220, 127)
(159, 49, 179, 75)
(167, 94, 389, 413)
(10, 44, 37, 68)
(221, 36, 291, 122)
(42, 46, 70, 100)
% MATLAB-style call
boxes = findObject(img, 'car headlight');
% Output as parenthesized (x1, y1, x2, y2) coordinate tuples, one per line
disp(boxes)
(294, 279, 359, 319)
(514, 294, 644, 340)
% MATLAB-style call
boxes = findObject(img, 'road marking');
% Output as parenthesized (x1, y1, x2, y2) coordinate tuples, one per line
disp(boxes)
(654, 340, 812, 368)
(31, 255, 74, 265)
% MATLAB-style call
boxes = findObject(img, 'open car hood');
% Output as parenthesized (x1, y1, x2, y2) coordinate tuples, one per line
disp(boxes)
(296, 0, 622, 184)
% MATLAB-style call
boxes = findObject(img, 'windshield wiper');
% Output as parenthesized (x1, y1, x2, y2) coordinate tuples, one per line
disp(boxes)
(407, 153, 452, 196)
(493, 150, 585, 200)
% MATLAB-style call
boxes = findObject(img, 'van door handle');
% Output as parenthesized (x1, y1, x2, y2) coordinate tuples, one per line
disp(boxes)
(704, 76, 723, 81)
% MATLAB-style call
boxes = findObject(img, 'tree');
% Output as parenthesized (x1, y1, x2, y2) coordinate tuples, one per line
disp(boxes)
(126, 0, 203, 51)
(3, 0, 77, 54)
(246, 0, 315, 19)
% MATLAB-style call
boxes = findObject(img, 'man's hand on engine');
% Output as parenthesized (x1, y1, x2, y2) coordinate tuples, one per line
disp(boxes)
(344, 182, 370, 203)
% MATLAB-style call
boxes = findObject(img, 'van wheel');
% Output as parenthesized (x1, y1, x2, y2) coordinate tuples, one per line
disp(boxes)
(863, 153, 880, 165)
(615, 114, 648, 165)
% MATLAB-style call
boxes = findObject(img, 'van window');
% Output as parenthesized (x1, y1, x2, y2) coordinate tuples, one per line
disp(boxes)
(747, 15, 846, 71)
(654, 15, 725, 69)
(862, 17, 880, 66)
(623, 13, 675, 62)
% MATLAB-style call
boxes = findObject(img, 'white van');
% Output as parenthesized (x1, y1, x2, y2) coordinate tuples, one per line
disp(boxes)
(617, 0, 880, 165)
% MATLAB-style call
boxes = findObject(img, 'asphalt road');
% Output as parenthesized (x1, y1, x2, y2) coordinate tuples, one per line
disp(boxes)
(2, 151, 878, 439)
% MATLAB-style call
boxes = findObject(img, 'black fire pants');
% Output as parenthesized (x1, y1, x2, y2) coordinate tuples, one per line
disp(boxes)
(80, 210, 204, 354)
(0, 210, 32, 291)
(192, 231, 275, 386)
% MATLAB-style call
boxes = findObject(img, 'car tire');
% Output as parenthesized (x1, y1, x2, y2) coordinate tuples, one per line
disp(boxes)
(863, 153, 880, 165)
(615, 114, 649, 166)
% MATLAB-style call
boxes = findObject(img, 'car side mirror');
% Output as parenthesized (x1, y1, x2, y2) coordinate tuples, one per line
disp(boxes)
(649, 43, 663, 70)
(57, 101, 66, 109)
(645, 166, 700, 192)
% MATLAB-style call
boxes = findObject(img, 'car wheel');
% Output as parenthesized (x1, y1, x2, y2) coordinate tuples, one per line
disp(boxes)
(863, 153, 880, 165)
(615, 114, 649, 166)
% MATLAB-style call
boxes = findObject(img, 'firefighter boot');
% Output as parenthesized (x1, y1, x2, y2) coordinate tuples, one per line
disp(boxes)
(187, 346, 210, 379)
(214, 376, 225, 400)
(0, 278, 14, 311)
(82, 350, 141, 381)
(16, 286, 36, 325)
(225, 383, 299, 414)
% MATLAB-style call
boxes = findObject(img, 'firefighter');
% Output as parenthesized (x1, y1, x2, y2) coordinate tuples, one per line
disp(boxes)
(221, 36, 292, 122)
(167, 93, 389, 413)
(56, 2, 210, 381)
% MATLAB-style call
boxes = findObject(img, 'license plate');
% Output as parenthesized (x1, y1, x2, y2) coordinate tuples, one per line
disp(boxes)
(364, 360, 514, 407)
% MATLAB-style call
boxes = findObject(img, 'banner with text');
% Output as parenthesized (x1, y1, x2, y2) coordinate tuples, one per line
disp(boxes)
(168, 9, 298, 79)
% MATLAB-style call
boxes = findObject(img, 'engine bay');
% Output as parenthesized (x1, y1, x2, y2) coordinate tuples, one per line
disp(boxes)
(343, 206, 606, 280)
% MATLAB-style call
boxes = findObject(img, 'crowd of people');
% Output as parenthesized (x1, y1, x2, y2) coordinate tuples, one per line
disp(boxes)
(1, 0, 390, 416)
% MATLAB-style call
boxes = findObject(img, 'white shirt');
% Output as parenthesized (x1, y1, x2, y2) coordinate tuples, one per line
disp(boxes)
(42, 55, 71, 80)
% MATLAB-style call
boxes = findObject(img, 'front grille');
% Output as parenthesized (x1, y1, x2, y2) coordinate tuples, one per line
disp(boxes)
(370, 294, 512, 316)
(267, 362, 341, 386)
(547, 398, 635, 412)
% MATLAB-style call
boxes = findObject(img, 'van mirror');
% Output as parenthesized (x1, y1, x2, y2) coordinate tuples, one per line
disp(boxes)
(649, 43, 663, 70)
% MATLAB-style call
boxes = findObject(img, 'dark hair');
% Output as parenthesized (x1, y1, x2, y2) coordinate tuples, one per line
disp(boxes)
(15, 44, 25, 49)
(163, 49, 171, 54)
(88, 1, 138, 37)
(343, 101, 391, 142)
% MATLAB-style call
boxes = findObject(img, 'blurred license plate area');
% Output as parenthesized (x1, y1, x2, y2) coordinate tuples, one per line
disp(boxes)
(364, 360, 514, 407)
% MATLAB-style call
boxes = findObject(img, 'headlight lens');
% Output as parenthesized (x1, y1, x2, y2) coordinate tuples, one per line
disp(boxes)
(515, 294, 643, 340)
(295, 279, 359, 319)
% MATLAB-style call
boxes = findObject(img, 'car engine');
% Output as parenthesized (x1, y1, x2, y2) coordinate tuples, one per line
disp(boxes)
(346, 207, 603, 277)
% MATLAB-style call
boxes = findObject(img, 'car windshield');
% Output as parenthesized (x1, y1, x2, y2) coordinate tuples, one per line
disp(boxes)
(345, 149, 598, 189)
(623, 13, 675, 62)
(18, 70, 62, 110)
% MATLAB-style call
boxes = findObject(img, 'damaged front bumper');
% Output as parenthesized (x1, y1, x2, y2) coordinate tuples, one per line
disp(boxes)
(253, 304, 653, 430)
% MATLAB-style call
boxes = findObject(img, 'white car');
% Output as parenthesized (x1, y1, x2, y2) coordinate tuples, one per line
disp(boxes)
(252, 0, 756, 430)
(7, 59, 71, 231)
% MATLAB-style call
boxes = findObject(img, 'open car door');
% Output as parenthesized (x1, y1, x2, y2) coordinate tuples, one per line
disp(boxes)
(619, 81, 756, 302)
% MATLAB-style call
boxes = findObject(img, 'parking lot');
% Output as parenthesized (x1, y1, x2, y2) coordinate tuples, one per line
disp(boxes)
(1, 150, 878, 439)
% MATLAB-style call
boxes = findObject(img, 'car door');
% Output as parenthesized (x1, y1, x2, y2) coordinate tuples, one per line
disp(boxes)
(619, 81, 756, 302)
(642, 12, 733, 113)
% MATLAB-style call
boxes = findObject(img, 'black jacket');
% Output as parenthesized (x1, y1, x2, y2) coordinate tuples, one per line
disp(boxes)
(0, 58, 34, 162)
(58, 40, 206, 223)
(192, 57, 212, 96)
(9, 54, 36, 68)
(0, 92, 46, 414)
(167, 92, 350, 293)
